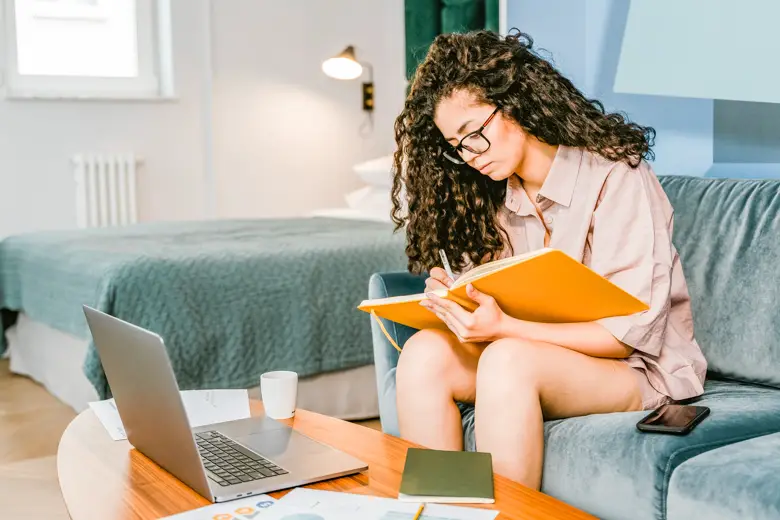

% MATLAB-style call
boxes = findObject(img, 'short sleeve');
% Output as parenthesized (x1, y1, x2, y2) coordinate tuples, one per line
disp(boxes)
(590, 162, 675, 357)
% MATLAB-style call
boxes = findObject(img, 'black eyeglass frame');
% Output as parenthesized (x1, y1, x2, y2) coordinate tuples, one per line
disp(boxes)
(442, 106, 501, 165)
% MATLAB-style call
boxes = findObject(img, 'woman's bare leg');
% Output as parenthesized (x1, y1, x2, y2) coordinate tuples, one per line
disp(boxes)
(475, 338, 643, 489)
(396, 329, 484, 450)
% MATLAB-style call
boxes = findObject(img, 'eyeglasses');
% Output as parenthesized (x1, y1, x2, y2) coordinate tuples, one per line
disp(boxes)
(442, 107, 500, 165)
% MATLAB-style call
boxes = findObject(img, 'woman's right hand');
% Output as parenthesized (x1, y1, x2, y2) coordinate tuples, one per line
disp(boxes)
(425, 267, 454, 292)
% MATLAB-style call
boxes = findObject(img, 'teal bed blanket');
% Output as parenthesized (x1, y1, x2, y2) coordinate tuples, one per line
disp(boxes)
(0, 218, 407, 399)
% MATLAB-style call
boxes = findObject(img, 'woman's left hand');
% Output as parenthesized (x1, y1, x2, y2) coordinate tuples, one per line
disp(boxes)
(421, 283, 508, 343)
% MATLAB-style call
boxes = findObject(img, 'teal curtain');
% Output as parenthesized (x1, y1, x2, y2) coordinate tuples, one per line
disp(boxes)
(405, 0, 500, 80)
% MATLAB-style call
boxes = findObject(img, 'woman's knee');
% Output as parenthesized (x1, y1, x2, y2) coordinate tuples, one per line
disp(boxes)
(396, 329, 458, 384)
(477, 338, 547, 391)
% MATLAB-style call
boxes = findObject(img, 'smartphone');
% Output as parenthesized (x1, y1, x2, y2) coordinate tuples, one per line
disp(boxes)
(636, 403, 710, 435)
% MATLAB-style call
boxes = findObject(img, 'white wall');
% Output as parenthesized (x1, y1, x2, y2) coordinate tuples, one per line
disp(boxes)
(0, 1, 209, 238)
(210, 0, 405, 219)
(0, 0, 406, 237)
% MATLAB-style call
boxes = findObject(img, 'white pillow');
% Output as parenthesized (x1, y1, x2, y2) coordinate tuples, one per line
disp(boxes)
(352, 155, 394, 188)
(344, 186, 393, 221)
(340, 186, 408, 222)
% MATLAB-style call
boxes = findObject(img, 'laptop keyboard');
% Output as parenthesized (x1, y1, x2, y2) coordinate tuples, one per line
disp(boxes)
(195, 430, 289, 487)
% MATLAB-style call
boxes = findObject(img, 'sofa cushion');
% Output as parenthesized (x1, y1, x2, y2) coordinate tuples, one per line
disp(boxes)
(368, 271, 427, 435)
(657, 176, 780, 388)
(667, 431, 780, 520)
(459, 380, 780, 520)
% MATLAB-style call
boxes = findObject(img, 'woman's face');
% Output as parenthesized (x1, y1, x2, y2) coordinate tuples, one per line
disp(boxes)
(434, 89, 527, 181)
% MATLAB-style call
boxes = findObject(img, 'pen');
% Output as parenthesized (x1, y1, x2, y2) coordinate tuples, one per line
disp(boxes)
(412, 503, 425, 520)
(438, 250, 456, 282)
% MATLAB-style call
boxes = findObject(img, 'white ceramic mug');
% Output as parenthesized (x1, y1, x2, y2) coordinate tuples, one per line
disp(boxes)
(260, 371, 298, 419)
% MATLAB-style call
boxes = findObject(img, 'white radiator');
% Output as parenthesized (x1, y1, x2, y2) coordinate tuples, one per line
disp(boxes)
(73, 154, 139, 228)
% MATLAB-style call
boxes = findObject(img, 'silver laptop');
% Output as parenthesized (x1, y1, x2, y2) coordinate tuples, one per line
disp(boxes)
(83, 306, 368, 503)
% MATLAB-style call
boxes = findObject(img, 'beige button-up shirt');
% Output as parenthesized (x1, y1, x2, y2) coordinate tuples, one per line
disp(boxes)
(497, 145, 707, 401)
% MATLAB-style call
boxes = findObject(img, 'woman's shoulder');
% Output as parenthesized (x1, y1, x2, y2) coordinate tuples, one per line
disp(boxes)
(571, 148, 672, 209)
(578, 147, 656, 179)
(575, 149, 667, 202)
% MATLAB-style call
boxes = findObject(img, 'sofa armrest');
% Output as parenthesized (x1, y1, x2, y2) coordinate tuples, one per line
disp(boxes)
(368, 271, 426, 436)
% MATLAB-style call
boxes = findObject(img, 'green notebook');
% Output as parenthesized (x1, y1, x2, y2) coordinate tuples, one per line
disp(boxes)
(398, 448, 495, 504)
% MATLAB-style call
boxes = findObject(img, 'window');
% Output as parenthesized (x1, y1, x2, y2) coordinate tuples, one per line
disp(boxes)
(2, 0, 173, 99)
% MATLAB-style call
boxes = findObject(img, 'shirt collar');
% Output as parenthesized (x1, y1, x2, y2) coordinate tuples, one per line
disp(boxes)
(504, 174, 535, 216)
(504, 145, 583, 213)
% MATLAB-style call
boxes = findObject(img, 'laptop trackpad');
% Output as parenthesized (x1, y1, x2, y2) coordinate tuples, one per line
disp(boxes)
(241, 429, 325, 459)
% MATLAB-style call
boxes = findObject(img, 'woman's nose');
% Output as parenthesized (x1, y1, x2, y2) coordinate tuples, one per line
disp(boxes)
(461, 148, 478, 164)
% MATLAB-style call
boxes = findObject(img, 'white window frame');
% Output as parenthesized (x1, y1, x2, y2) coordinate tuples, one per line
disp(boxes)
(0, 0, 174, 100)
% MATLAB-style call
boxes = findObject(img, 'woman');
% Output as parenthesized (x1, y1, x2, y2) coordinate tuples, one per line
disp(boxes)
(390, 30, 707, 490)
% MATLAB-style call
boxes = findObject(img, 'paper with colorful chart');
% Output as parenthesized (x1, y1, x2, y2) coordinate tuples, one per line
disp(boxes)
(264, 488, 499, 520)
(161, 493, 276, 519)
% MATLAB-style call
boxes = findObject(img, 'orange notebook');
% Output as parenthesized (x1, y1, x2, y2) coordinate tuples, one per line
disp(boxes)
(358, 248, 648, 346)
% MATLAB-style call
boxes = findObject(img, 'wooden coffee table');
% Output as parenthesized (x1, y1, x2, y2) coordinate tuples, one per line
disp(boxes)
(57, 400, 595, 519)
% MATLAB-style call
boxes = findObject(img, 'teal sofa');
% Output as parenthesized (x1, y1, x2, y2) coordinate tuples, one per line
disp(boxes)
(368, 176, 780, 520)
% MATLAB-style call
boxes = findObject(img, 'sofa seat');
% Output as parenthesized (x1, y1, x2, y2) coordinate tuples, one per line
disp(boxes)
(667, 431, 780, 520)
(458, 380, 780, 520)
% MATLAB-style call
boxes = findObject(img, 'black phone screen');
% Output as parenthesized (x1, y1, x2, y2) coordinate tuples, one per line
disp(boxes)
(639, 404, 709, 431)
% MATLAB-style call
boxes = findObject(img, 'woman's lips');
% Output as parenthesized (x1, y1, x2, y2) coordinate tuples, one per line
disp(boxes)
(478, 162, 492, 173)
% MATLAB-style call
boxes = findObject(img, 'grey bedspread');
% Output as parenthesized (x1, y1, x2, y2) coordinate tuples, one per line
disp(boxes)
(0, 218, 407, 399)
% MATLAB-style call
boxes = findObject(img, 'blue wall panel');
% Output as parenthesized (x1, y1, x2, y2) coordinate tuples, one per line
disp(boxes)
(505, 0, 713, 176)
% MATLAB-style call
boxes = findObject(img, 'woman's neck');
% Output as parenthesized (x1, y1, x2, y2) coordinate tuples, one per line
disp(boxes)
(513, 139, 559, 196)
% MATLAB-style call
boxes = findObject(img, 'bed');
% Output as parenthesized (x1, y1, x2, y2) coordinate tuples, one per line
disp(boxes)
(0, 216, 407, 418)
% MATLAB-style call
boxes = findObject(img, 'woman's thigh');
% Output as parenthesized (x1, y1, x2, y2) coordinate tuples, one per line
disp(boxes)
(477, 338, 643, 419)
(396, 328, 485, 404)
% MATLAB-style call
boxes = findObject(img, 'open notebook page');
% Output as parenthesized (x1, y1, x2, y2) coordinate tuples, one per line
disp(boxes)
(452, 247, 552, 288)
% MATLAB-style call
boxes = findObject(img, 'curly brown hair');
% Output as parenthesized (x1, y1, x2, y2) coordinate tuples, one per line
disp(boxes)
(391, 29, 656, 275)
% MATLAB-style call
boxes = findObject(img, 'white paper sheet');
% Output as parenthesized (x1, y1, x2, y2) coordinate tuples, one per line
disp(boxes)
(266, 488, 500, 520)
(89, 389, 251, 441)
(161, 493, 276, 519)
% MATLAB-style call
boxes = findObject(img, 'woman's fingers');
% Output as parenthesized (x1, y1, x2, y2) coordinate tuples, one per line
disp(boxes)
(429, 267, 454, 288)
(424, 277, 449, 292)
(434, 309, 467, 342)
(420, 296, 474, 343)
(425, 292, 474, 329)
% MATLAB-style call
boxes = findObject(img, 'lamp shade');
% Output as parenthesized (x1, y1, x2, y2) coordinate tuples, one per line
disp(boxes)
(322, 45, 363, 80)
